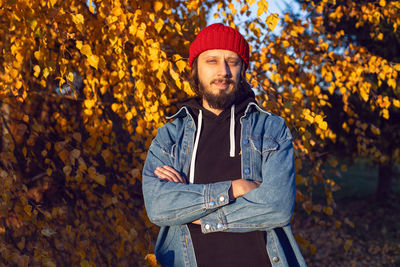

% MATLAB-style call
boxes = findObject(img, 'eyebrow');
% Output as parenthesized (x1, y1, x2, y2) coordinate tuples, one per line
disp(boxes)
(205, 55, 240, 60)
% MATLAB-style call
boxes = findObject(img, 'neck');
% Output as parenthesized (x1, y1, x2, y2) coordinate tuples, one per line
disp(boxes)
(202, 99, 223, 115)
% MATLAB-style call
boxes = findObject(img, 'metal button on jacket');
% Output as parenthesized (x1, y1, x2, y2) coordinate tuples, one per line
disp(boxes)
(273, 257, 279, 262)
(204, 224, 210, 230)
(219, 196, 225, 202)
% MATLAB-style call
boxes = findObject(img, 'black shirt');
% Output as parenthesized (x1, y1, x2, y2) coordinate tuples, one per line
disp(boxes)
(181, 96, 271, 267)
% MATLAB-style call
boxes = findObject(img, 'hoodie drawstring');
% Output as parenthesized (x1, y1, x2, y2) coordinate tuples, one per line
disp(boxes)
(189, 110, 202, 184)
(230, 104, 235, 157)
(189, 105, 236, 183)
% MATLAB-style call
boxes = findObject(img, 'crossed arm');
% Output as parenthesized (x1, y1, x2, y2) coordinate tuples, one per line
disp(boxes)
(153, 165, 261, 224)
(143, 133, 295, 233)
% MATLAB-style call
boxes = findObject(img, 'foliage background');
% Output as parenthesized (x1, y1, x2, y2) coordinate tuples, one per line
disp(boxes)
(0, 0, 399, 266)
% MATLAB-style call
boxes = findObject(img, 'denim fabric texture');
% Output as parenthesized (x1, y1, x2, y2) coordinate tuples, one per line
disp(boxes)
(142, 102, 307, 267)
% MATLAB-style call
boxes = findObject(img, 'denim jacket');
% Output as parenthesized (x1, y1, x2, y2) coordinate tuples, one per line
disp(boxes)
(142, 102, 307, 267)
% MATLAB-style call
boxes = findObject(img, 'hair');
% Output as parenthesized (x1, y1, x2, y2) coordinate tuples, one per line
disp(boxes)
(188, 57, 254, 98)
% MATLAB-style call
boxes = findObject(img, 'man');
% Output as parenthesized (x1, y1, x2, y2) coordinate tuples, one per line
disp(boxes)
(142, 23, 306, 267)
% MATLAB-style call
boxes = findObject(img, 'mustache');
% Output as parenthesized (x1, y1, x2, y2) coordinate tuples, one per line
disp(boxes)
(211, 78, 234, 84)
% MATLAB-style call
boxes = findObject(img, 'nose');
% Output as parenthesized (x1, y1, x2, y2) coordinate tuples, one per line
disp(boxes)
(217, 60, 232, 78)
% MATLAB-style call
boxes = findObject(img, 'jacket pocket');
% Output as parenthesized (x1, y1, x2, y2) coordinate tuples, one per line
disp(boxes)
(249, 136, 279, 155)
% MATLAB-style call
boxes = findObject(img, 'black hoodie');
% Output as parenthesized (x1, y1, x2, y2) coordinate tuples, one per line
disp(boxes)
(178, 93, 271, 267)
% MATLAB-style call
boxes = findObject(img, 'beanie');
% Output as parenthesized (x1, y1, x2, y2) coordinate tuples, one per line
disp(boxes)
(189, 23, 250, 69)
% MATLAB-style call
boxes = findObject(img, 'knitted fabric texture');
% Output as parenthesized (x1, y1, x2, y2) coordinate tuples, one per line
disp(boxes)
(189, 23, 249, 69)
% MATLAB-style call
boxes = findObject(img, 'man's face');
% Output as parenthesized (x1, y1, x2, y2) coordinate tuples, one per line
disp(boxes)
(197, 49, 242, 110)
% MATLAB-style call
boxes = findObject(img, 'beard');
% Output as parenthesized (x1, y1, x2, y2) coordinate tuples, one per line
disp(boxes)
(198, 78, 239, 110)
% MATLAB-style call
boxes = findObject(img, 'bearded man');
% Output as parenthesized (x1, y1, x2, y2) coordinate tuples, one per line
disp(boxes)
(142, 23, 306, 267)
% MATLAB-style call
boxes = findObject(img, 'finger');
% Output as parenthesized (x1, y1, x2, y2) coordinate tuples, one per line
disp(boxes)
(154, 169, 174, 182)
(155, 167, 181, 183)
(158, 166, 186, 183)
(162, 166, 186, 183)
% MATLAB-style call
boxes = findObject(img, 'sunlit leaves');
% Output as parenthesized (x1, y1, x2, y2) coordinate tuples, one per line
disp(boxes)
(257, 0, 268, 17)
(266, 13, 279, 31)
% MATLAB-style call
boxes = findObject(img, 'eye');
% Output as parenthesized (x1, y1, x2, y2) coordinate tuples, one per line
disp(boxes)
(207, 59, 217, 63)
(228, 60, 240, 66)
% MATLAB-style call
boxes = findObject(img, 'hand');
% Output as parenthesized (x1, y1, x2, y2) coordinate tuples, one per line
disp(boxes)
(229, 179, 261, 199)
(154, 165, 187, 184)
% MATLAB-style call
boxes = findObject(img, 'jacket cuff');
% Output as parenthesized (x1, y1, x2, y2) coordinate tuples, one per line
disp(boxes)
(200, 208, 228, 233)
(204, 181, 231, 210)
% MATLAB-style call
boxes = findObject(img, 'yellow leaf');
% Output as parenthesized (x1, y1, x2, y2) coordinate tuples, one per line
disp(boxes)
(34, 50, 42, 61)
(170, 68, 179, 81)
(266, 14, 279, 31)
(88, 0, 95, 13)
(155, 18, 164, 33)
(88, 55, 99, 69)
(323, 206, 333, 215)
(344, 239, 353, 251)
(80, 260, 92, 267)
(24, 204, 32, 216)
(154, 1, 163, 13)
(84, 109, 93, 116)
(257, 0, 268, 17)
(340, 164, 347, 172)
(176, 60, 186, 73)
(71, 149, 81, 159)
(43, 68, 50, 79)
(382, 109, 389, 119)
(17, 237, 25, 250)
(159, 83, 166, 92)
(76, 40, 83, 50)
(145, 254, 159, 267)
(136, 80, 146, 93)
(63, 165, 72, 176)
(49, 0, 57, 7)
(30, 19, 37, 31)
(393, 99, 400, 108)
(33, 65, 41, 77)
(247, 0, 257, 6)
(81, 44, 92, 56)
(95, 174, 106, 186)
(126, 112, 133, 120)
(388, 79, 396, 89)
(84, 99, 95, 109)
(309, 244, 316, 255)
(111, 103, 119, 112)
(67, 72, 74, 82)
(112, 7, 122, 16)
(72, 14, 84, 25)
(379, 0, 386, 7)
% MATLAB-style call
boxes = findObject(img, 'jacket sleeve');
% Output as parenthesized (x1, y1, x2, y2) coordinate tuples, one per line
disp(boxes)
(142, 124, 232, 227)
(198, 130, 296, 233)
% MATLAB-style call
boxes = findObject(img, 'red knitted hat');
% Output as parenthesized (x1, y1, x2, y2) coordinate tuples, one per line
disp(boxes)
(189, 23, 249, 69)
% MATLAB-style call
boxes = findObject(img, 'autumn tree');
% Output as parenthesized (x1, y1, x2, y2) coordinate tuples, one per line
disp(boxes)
(2, 0, 398, 264)
(0, 0, 283, 265)
(313, 0, 400, 202)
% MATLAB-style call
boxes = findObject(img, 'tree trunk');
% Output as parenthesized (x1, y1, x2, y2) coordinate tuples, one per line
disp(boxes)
(1, 102, 10, 152)
(376, 161, 393, 202)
